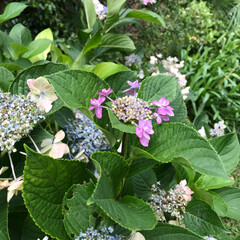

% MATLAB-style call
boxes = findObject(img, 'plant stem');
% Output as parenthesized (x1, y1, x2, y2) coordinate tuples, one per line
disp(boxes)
(28, 134, 41, 153)
(8, 152, 17, 181)
(121, 133, 127, 157)
(0, 149, 7, 158)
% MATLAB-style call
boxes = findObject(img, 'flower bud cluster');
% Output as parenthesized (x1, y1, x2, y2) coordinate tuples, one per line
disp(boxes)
(65, 111, 110, 157)
(112, 96, 152, 123)
(75, 226, 127, 240)
(0, 91, 45, 152)
(148, 181, 193, 221)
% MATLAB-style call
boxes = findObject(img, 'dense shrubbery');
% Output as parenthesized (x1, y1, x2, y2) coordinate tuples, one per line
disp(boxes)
(0, 1, 240, 240)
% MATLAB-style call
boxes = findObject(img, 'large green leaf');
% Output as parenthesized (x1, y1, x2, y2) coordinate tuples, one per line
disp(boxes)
(0, 189, 10, 240)
(90, 151, 157, 230)
(0, 66, 14, 92)
(141, 223, 204, 239)
(105, 70, 137, 97)
(92, 62, 129, 79)
(9, 23, 32, 46)
(209, 133, 240, 174)
(132, 168, 157, 200)
(63, 181, 96, 238)
(130, 122, 228, 178)
(10, 62, 67, 95)
(23, 39, 52, 59)
(46, 69, 110, 109)
(104, 0, 126, 30)
(183, 200, 229, 239)
(213, 187, 240, 220)
(0, 2, 27, 24)
(137, 74, 177, 103)
(125, 9, 165, 26)
(83, 0, 96, 30)
(168, 86, 188, 123)
(101, 34, 135, 52)
(195, 175, 234, 189)
(23, 146, 92, 240)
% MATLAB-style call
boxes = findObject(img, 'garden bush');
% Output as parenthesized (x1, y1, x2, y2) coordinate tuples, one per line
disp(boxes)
(0, 1, 240, 240)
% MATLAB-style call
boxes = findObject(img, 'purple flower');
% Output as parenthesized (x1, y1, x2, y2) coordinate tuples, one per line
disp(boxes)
(153, 112, 169, 124)
(123, 80, 140, 96)
(152, 97, 174, 116)
(89, 96, 106, 118)
(136, 119, 154, 147)
(98, 88, 113, 96)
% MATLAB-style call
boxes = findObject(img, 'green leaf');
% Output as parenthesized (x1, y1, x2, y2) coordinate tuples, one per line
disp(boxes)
(105, 70, 137, 97)
(168, 86, 188, 123)
(10, 62, 67, 95)
(63, 181, 96, 237)
(101, 33, 135, 52)
(0, 2, 27, 24)
(92, 62, 129, 79)
(125, 9, 165, 26)
(10, 43, 29, 60)
(183, 199, 229, 239)
(107, 108, 136, 134)
(9, 23, 32, 46)
(72, 31, 102, 68)
(54, 107, 75, 128)
(23, 39, 52, 59)
(137, 74, 177, 103)
(208, 191, 228, 217)
(109, 18, 139, 29)
(30, 28, 53, 63)
(46, 69, 110, 109)
(0, 66, 14, 92)
(83, 0, 96, 30)
(22, 146, 92, 240)
(214, 187, 240, 220)
(141, 222, 204, 239)
(104, 0, 126, 30)
(0, 189, 10, 240)
(209, 133, 240, 174)
(90, 151, 157, 230)
(130, 122, 228, 178)
(195, 175, 234, 189)
(132, 168, 157, 200)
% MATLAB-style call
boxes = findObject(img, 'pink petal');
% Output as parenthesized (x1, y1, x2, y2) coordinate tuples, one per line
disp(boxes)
(89, 106, 95, 111)
(95, 107, 102, 118)
(140, 136, 150, 147)
(54, 130, 65, 143)
(136, 126, 143, 138)
(156, 117, 162, 124)
(27, 79, 35, 90)
(49, 143, 69, 158)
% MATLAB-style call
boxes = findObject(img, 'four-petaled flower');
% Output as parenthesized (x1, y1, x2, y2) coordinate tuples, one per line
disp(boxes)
(152, 97, 174, 116)
(89, 96, 106, 118)
(98, 88, 113, 96)
(136, 119, 154, 147)
(153, 112, 169, 124)
(27, 77, 58, 113)
(41, 130, 69, 158)
(123, 80, 140, 96)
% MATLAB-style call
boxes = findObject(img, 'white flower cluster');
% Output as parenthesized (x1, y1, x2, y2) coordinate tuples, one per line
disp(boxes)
(75, 226, 127, 240)
(92, 0, 107, 20)
(0, 91, 45, 153)
(37, 236, 48, 240)
(149, 54, 190, 100)
(148, 180, 193, 221)
(124, 54, 142, 67)
(209, 120, 226, 137)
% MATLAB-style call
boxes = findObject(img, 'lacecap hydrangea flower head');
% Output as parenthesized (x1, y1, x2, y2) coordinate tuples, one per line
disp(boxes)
(89, 80, 174, 147)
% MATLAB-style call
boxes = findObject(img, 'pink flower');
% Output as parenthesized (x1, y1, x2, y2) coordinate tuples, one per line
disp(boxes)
(152, 97, 174, 116)
(98, 88, 113, 96)
(41, 130, 69, 159)
(89, 96, 106, 118)
(174, 180, 194, 201)
(27, 77, 58, 113)
(136, 119, 154, 147)
(153, 112, 169, 124)
(123, 80, 140, 96)
(142, 0, 156, 5)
